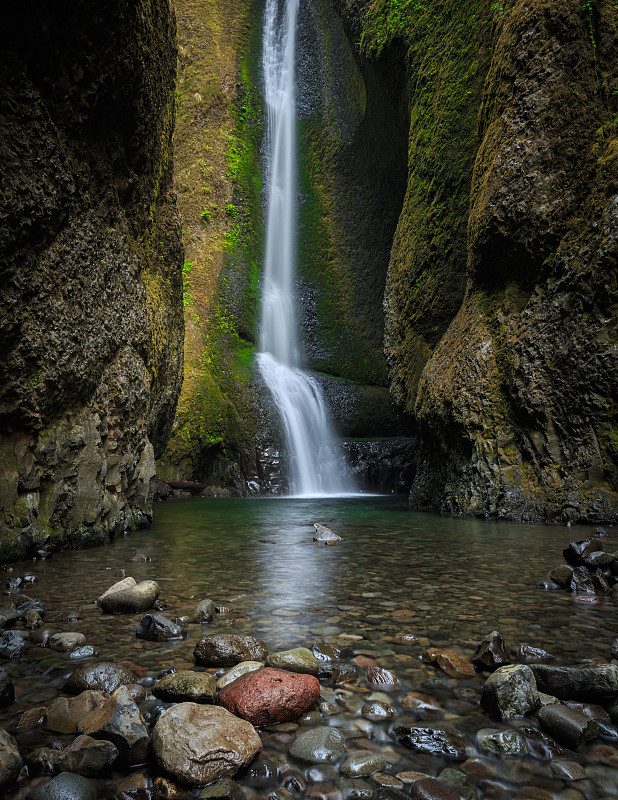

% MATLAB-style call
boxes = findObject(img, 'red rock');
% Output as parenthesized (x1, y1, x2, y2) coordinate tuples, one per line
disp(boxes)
(218, 667, 320, 726)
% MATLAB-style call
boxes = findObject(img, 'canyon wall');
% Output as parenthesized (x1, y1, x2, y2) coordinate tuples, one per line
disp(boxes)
(337, 0, 618, 522)
(0, 0, 184, 557)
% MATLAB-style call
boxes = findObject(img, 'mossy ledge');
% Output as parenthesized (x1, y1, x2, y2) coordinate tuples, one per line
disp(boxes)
(0, 0, 184, 559)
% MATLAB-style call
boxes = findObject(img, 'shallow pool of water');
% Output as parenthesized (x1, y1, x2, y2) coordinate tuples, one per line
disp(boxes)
(1, 496, 617, 799)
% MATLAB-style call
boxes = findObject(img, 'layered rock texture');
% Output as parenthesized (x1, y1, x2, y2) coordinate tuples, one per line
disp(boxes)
(0, 0, 184, 557)
(336, 0, 618, 522)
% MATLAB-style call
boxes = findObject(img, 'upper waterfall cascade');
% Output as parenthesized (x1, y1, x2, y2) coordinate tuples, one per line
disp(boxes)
(257, 0, 354, 496)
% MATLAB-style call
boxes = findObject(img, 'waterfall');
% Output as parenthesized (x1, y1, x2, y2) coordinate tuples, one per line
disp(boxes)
(257, 0, 354, 496)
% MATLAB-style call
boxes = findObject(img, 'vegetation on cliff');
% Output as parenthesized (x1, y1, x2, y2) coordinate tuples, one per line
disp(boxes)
(156, 0, 267, 490)
(354, 0, 618, 521)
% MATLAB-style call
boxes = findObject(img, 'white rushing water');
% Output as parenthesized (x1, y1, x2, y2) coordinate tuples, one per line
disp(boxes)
(258, 0, 354, 496)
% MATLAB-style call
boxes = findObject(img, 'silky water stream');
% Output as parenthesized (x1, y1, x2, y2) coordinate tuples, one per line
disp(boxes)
(1, 496, 617, 799)
(257, 0, 352, 496)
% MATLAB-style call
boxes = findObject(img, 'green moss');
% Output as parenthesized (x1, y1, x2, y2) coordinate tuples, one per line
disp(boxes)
(158, 0, 264, 482)
(359, 0, 494, 409)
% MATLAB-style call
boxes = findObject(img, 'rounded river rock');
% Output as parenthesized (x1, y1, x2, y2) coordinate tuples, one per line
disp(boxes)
(194, 634, 268, 666)
(218, 667, 320, 725)
(152, 703, 261, 785)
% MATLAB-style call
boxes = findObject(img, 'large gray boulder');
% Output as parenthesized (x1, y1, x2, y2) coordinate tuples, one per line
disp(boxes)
(481, 664, 539, 718)
(151, 703, 261, 785)
(530, 664, 618, 701)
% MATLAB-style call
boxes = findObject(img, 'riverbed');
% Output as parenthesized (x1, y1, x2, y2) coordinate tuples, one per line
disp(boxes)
(1, 496, 617, 799)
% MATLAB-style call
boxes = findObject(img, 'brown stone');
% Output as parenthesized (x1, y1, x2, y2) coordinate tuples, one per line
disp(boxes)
(424, 648, 475, 678)
(367, 666, 398, 689)
(411, 777, 461, 800)
(78, 687, 149, 763)
(218, 667, 320, 726)
(194, 634, 268, 667)
(44, 691, 107, 734)
(152, 703, 261, 786)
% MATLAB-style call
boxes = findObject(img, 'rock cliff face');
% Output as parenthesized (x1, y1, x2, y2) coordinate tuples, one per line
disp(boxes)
(338, 0, 618, 522)
(0, 0, 184, 557)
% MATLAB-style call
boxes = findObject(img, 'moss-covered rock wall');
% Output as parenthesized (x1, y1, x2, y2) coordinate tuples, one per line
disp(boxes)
(158, 0, 415, 494)
(154, 0, 285, 494)
(345, 0, 618, 522)
(0, 0, 184, 558)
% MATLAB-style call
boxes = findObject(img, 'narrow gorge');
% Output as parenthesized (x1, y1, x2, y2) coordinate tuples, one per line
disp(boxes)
(1, 0, 617, 558)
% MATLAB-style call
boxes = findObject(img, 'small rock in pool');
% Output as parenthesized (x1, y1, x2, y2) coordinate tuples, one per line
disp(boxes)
(217, 661, 264, 690)
(153, 670, 217, 703)
(536, 580, 561, 590)
(194, 633, 268, 666)
(63, 662, 138, 695)
(361, 701, 395, 721)
(99, 580, 160, 614)
(313, 523, 342, 543)
(25, 771, 98, 800)
(410, 777, 461, 800)
(198, 778, 246, 800)
(367, 666, 398, 689)
(48, 632, 87, 652)
(136, 613, 186, 642)
(424, 648, 475, 678)
(131, 552, 151, 562)
(69, 646, 99, 660)
(188, 598, 215, 623)
(477, 728, 530, 755)
(340, 753, 386, 777)
(289, 726, 346, 763)
(472, 631, 510, 672)
(517, 644, 554, 663)
(0, 667, 15, 708)
(390, 725, 469, 761)
(0, 631, 28, 659)
(267, 647, 319, 675)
